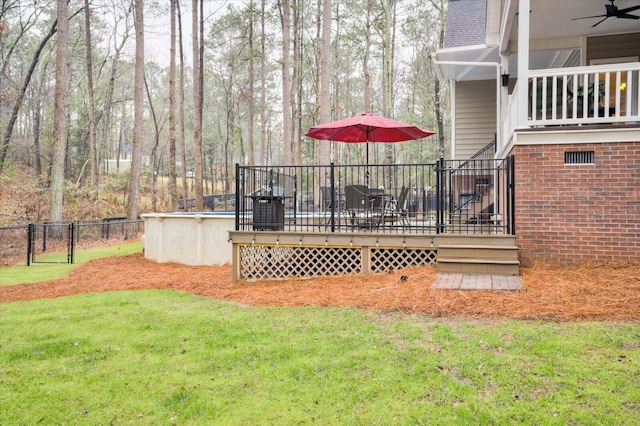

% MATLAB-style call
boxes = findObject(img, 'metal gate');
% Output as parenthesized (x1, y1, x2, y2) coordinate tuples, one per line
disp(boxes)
(27, 222, 73, 265)
(436, 155, 515, 235)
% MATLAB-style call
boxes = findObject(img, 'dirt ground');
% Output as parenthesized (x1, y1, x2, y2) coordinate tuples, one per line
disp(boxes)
(2, 254, 639, 322)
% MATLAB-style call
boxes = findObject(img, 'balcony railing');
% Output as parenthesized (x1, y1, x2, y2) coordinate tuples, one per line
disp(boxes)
(504, 62, 640, 140)
(235, 158, 515, 235)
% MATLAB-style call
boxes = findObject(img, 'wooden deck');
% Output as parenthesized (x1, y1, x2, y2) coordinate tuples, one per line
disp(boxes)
(228, 231, 519, 281)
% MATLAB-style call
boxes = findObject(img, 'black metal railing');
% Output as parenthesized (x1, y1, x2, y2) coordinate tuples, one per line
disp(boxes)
(442, 156, 514, 234)
(236, 158, 514, 235)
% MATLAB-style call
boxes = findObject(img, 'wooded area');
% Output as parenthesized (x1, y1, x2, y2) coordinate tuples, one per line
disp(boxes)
(0, 0, 448, 223)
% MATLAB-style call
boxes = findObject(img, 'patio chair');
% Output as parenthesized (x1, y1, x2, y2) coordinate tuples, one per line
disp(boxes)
(345, 184, 379, 229)
(320, 186, 344, 226)
(321, 186, 344, 211)
(381, 186, 410, 229)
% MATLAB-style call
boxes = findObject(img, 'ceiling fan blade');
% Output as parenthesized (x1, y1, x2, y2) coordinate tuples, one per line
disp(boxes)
(591, 16, 610, 27)
(618, 13, 640, 18)
(619, 4, 640, 13)
(572, 14, 607, 21)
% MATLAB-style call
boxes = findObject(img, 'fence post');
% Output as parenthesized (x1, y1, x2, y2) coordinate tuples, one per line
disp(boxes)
(27, 223, 33, 266)
(68, 223, 74, 264)
(42, 221, 47, 252)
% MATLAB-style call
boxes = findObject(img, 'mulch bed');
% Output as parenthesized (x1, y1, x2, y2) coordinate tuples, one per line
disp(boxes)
(2, 254, 639, 322)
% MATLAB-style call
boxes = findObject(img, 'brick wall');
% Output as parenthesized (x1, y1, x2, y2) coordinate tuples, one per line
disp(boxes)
(513, 141, 640, 264)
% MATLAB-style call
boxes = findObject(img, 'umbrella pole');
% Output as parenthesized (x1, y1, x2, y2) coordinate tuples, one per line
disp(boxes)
(365, 142, 369, 186)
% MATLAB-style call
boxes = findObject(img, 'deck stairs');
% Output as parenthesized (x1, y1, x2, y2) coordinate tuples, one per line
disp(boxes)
(449, 190, 493, 225)
(437, 234, 520, 275)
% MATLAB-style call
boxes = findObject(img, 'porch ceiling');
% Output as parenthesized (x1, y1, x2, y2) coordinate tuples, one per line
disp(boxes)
(521, 0, 640, 41)
(435, 0, 640, 81)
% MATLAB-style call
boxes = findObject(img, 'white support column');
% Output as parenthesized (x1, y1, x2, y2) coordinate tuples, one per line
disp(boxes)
(450, 82, 456, 158)
(500, 54, 510, 151)
(517, 0, 530, 128)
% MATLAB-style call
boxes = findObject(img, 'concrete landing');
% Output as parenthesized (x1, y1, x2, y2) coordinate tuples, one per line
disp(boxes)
(431, 273, 523, 291)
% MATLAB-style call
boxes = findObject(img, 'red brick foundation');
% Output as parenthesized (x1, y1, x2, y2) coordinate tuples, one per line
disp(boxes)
(513, 141, 640, 264)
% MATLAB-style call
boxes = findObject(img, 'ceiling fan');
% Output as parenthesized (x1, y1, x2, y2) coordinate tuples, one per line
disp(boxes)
(572, 0, 640, 27)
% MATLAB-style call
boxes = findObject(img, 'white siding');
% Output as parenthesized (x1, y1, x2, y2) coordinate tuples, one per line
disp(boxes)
(454, 80, 497, 159)
(486, 0, 501, 46)
(587, 33, 640, 63)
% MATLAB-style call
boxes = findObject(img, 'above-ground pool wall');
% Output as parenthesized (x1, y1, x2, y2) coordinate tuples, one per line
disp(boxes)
(513, 140, 640, 265)
(141, 213, 235, 265)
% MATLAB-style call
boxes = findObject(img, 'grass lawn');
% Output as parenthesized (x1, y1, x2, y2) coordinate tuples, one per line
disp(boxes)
(1, 290, 639, 424)
(0, 241, 141, 286)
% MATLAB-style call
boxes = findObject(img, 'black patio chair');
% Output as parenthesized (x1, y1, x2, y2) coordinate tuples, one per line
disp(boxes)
(381, 186, 410, 229)
(345, 184, 379, 229)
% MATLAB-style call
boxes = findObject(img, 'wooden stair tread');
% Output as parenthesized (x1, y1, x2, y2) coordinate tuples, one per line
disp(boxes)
(438, 245, 517, 250)
(437, 258, 520, 265)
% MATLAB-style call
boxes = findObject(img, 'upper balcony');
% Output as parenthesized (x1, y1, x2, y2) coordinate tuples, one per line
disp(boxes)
(503, 62, 640, 147)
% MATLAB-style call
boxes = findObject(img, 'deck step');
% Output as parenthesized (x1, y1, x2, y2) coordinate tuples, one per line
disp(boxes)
(436, 239, 520, 275)
(438, 245, 519, 262)
(437, 258, 520, 275)
(437, 235, 516, 246)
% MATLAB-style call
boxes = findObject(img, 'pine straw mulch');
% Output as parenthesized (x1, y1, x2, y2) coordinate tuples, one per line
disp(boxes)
(2, 254, 639, 322)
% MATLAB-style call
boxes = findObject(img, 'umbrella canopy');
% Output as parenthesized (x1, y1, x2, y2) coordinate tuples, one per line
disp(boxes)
(304, 112, 434, 144)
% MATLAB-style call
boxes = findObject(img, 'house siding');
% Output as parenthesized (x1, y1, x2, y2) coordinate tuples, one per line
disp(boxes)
(454, 80, 496, 159)
(586, 33, 640, 63)
(513, 141, 640, 264)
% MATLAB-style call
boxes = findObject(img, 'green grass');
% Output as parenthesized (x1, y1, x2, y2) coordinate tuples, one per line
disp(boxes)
(0, 241, 142, 286)
(1, 291, 639, 424)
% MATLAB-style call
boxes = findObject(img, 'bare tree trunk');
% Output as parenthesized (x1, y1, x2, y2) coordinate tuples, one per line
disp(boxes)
(291, 0, 302, 166)
(33, 62, 50, 177)
(278, 0, 292, 165)
(225, 71, 234, 193)
(431, 0, 446, 158)
(168, 0, 178, 208)
(101, 11, 131, 177)
(83, 0, 97, 188)
(318, 0, 331, 164)
(363, 0, 371, 113)
(177, 1, 188, 210)
(126, 0, 144, 220)
(49, 0, 69, 222)
(192, 0, 204, 210)
(199, 0, 205, 194)
(145, 76, 160, 212)
(117, 103, 126, 172)
(247, 1, 255, 166)
(259, 0, 267, 165)
(381, 0, 397, 188)
(0, 18, 57, 172)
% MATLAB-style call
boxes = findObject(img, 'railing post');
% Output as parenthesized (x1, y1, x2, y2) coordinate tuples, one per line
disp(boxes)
(509, 155, 516, 235)
(435, 158, 445, 234)
(330, 162, 336, 233)
(235, 163, 240, 231)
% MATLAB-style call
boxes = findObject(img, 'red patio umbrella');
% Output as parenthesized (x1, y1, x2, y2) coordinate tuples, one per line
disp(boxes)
(304, 112, 434, 165)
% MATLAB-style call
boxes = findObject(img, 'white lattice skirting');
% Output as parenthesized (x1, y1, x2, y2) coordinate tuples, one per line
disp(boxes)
(237, 244, 437, 280)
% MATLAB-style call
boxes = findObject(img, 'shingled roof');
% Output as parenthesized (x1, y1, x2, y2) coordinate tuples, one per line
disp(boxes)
(443, 0, 487, 49)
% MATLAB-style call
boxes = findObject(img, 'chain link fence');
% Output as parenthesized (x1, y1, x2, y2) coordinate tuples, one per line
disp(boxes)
(0, 225, 29, 266)
(72, 220, 144, 264)
(0, 219, 144, 267)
